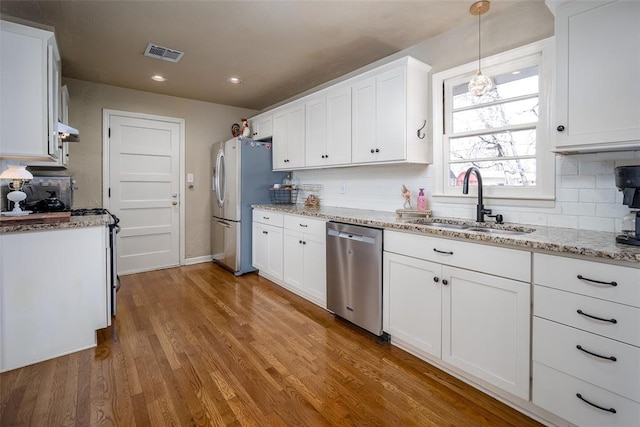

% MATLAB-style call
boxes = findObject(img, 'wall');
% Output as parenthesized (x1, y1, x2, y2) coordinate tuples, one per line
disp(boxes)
(293, 1, 640, 233)
(62, 78, 254, 259)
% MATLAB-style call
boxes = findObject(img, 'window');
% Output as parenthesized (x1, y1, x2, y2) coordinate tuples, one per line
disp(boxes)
(432, 38, 555, 201)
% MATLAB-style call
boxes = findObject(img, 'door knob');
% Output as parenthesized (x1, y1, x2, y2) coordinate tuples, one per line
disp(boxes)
(172, 201, 178, 206)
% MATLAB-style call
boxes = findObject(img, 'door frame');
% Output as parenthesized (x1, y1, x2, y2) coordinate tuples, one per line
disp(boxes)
(102, 109, 186, 268)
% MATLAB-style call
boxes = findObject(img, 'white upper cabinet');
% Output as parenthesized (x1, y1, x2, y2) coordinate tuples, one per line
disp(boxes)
(268, 55, 431, 170)
(305, 84, 352, 168)
(553, 0, 640, 153)
(352, 57, 431, 164)
(249, 113, 273, 141)
(0, 20, 61, 162)
(272, 102, 305, 170)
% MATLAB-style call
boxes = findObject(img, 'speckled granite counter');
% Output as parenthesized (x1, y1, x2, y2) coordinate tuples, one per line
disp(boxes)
(253, 204, 640, 264)
(0, 214, 110, 234)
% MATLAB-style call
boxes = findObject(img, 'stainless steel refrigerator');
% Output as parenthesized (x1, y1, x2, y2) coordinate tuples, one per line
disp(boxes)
(211, 137, 286, 275)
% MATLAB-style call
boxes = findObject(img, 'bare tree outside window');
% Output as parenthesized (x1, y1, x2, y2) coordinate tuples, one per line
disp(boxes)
(447, 66, 539, 188)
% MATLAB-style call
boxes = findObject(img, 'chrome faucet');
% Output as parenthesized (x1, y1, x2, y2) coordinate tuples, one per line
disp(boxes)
(462, 166, 493, 222)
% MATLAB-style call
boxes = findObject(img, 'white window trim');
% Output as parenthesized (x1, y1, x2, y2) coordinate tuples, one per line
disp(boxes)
(432, 37, 555, 204)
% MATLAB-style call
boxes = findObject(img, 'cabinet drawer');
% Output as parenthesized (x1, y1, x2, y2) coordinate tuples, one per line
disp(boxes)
(284, 214, 326, 237)
(533, 362, 640, 427)
(253, 209, 283, 227)
(535, 285, 640, 347)
(534, 253, 640, 307)
(533, 317, 640, 402)
(384, 230, 530, 282)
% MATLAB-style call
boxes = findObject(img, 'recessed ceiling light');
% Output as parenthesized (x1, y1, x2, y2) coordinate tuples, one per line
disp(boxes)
(512, 70, 522, 75)
(151, 75, 167, 82)
(227, 76, 242, 85)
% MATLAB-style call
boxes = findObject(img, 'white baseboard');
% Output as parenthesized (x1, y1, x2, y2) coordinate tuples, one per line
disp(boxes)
(184, 255, 213, 265)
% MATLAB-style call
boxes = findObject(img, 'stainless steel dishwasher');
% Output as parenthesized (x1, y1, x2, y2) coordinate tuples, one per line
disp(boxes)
(326, 221, 384, 336)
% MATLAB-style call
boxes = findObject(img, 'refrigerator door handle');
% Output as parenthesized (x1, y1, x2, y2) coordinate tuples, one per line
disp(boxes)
(214, 149, 226, 208)
(216, 219, 232, 228)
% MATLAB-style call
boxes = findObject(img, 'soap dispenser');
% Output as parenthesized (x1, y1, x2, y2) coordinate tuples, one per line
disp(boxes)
(417, 188, 428, 211)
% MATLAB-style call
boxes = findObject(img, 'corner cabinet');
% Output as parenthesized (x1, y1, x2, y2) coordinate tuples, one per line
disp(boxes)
(0, 20, 61, 162)
(552, 0, 640, 153)
(383, 230, 531, 400)
(249, 113, 273, 141)
(352, 57, 431, 165)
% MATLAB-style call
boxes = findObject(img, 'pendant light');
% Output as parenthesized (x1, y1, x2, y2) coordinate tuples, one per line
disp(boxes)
(468, 1, 492, 96)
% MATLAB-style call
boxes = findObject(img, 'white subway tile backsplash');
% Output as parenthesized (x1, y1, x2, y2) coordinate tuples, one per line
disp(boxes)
(579, 188, 615, 203)
(561, 175, 596, 189)
(294, 150, 639, 232)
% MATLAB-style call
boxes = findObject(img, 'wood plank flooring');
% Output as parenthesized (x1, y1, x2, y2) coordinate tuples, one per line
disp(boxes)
(0, 263, 543, 426)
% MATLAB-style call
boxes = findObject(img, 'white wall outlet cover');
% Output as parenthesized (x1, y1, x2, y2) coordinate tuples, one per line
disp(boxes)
(187, 173, 194, 183)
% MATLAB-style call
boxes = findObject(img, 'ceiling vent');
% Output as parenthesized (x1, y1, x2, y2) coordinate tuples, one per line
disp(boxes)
(144, 43, 184, 63)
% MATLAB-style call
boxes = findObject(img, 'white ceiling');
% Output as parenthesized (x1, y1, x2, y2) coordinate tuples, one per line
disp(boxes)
(1, 0, 540, 111)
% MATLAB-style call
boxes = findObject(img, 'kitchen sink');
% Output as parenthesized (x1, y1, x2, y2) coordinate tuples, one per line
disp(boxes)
(466, 227, 533, 236)
(407, 218, 535, 235)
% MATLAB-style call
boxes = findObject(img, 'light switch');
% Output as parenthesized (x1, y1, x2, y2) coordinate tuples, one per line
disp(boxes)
(187, 173, 194, 183)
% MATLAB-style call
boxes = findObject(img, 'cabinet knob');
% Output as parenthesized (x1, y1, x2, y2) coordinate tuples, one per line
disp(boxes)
(557, 125, 565, 132)
(433, 277, 439, 283)
(442, 279, 449, 285)
(371, 149, 375, 153)
(299, 240, 303, 244)
(375, 148, 380, 153)
(263, 231, 268, 234)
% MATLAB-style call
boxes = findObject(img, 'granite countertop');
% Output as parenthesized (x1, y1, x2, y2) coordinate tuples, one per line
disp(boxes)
(0, 214, 111, 234)
(254, 204, 640, 264)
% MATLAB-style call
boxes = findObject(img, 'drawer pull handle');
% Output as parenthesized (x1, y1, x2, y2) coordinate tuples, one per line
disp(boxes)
(433, 248, 454, 255)
(576, 393, 616, 414)
(577, 309, 617, 324)
(299, 224, 308, 228)
(577, 274, 617, 287)
(262, 231, 268, 234)
(576, 345, 617, 362)
(263, 216, 270, 220)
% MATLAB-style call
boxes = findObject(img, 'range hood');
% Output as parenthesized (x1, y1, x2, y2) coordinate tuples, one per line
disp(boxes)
(58, 122, 79, 142)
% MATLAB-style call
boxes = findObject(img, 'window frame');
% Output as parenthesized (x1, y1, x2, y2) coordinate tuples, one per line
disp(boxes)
(432, 38, 555, 203)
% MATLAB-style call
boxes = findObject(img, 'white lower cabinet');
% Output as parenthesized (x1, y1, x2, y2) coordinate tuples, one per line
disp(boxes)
(383, 230, 531, 400)
(252, 209, 284, 281)
(383, 252, 442, 358)
(532, 253, 640, 426)
(0, 226, 108, 372)
(252, 209, 326, 308)
(282, 215, 326, 307)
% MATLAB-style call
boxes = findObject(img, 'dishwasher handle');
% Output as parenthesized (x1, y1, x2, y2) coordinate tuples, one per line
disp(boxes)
(328, 228, 377, 244)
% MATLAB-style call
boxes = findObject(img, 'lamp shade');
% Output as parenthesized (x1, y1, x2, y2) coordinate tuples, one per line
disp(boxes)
(0, 165, 33, 180)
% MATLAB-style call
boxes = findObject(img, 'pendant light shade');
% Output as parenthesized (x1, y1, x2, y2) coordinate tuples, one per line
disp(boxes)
(468, 1, 492, 96)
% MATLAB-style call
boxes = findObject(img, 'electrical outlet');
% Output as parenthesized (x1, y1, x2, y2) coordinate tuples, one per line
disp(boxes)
(341, 183, 346, 194)
(187, 173, 194, 183)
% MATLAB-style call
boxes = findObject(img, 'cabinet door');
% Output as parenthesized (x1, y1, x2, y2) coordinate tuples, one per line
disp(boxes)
(251, 114, 273, 140)
(352, 76, 377, 163)
(305, 96, 327, 167)
(283, 229, 304, 291)
(302, 233, 326, 306)
(0, 22, 50, 160)
(252, 222, 283, 280)
(47, 42, 60, 160)
(272, 111, 288, 170)
(442, 266, 530, 400)
(554, 0, 640, 150)
(286, 104, 305, 168)
(383, 252, 442, 358)
(325, 85, 352, 166)
(376, 66, 406, 162)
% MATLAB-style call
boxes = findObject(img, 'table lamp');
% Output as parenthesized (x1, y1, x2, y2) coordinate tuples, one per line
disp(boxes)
(0, 165, 33, 214)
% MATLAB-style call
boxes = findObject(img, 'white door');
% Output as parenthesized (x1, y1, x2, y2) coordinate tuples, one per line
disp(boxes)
(105, 110, 183, 274)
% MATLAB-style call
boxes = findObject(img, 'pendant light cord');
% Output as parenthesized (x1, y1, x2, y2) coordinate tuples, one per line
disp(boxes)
(477, 6, 482, 74)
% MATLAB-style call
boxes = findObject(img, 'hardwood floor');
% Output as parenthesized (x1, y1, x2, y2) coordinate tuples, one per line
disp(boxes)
(1, 263, 542, 426)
